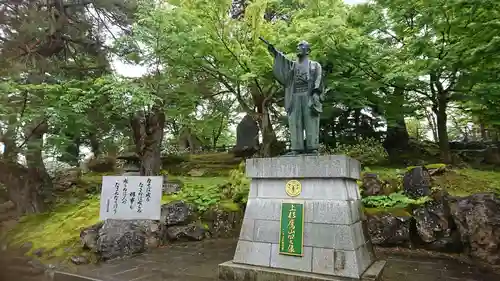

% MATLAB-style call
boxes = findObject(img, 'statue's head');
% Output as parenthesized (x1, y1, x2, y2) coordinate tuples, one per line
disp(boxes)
(296, 40, 311, 58)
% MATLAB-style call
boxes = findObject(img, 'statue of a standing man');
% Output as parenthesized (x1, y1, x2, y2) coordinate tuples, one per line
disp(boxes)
(266, 40, 323, 155)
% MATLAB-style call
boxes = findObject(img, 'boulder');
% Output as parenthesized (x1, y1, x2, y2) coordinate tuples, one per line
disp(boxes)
(133, 220, 163, 248)
(53, 168, 81, 191)
(202, 206, 243, 238)
(483, 146, 500, 165)
(96, 219, 147, 260)
(0, 200, 15, 213)
(449, 193, 500, 265)
(70, 255, 89, 265)
(80, 222, 103, 252)
(361, 173, 384, 197)
(80, 220, 164, 255)
(160, 201, 195, 226)
(412, 195, 462, 252)
(166, 223, 206, 241)
(188, 169, 206, 177)
(403, 166, 431, 198)
(86, 156, 116, 173)
(426, 164, 447, 176)
(366, 212, 412, 247)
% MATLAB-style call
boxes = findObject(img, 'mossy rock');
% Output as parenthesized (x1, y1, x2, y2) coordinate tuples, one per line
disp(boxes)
(161, 154, 189, 166)
(219, 200, 241, 212)
(406, 163, 447, 172)
(364, 207, 412, 217)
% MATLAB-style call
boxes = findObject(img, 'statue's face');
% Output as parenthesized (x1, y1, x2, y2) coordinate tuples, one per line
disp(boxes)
(296, 41, 310, 57)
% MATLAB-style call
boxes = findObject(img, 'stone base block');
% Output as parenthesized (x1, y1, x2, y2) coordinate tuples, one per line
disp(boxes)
(218, 260, 386, 281)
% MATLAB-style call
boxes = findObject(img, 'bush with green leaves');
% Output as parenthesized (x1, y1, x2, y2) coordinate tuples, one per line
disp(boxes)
(220, 162, 250, 204)
(176, 184, 221, 212)
(362, 191, 430, 209)
(330, 138, 389, 166)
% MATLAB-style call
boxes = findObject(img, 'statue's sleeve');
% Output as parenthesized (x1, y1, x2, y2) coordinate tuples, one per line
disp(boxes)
(273, 51, 293, 85)
(314, 62, 323, 91)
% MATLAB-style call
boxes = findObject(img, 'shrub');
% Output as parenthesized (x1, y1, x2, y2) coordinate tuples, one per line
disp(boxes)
(221, 162, 250, 204)
(86, 156, 116, 173)
(331, 138, 388, 166)
(161, 153, 188, 166)
(362, 191, 430, 208)
(177, 184, 221, 212)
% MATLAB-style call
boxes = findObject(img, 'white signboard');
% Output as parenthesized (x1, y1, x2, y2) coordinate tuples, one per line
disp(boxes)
(99, 176, 163, 220)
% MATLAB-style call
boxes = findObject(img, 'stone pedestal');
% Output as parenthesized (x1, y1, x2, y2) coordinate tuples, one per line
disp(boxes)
(219, 155, 385, 281)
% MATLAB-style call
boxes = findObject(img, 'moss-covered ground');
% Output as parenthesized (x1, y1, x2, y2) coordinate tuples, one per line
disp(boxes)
(366, 166, 500, 196)
(4, 153, 500, 263)
(3, 173, 233, 263)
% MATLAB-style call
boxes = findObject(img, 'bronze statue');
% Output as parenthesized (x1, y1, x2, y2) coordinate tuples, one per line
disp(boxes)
(261, 37, 323, 155)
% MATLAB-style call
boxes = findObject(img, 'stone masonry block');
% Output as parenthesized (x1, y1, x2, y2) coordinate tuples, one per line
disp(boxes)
(270, 244, 313, 273)
(305, 200, 362, 225)
(248, 181, 258, 198)
(233, 240, 271, 267)
(255, 178, 360, 201)
(239, 218, 254, 241)
(246, 155, 360, 179)
(346, 180, 361, 200)
(244, 198, 281, 221)
(304, 221, 365, 250)
(254, 219, 280, 244)
(312, 247, 360, 279)
(355, 242, 376, 276)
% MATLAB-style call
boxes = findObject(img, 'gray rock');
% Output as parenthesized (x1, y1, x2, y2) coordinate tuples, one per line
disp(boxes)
(203, 206, 243, 238)
(70, 255, 89, 265)
(28, 259, 47, 270)
(0, 200, 15, 213)
(96, 219, 146, 260)
(160, 201, 194, 226)
(403, 166, 431, 198)
(20, 242, 33, 254)
(233, 114, 259, 157)
(361, 173, 383, 196)
(134, 220, 162, 248)
(412, 195, 462, 253)
(166, 223, 206, 241)
(80, 221, 103, 252)
(449, 193, 500, 265)
(163, 179, 183, 194)
(366, 212, 412, 247)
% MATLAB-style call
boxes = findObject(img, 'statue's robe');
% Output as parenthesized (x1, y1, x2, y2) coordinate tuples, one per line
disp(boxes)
(272, 51, 323, 152)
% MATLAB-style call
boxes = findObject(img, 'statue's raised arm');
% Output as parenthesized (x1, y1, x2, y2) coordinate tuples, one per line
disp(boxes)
(260, 37, 294, 85)
(260, 37, 326, 156)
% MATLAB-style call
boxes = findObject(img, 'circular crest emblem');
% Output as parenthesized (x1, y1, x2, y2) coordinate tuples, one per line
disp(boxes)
(285, 180, 302, 197)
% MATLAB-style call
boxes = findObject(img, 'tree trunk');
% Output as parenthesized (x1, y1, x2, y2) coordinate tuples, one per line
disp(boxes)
(1, 115, 19, 162)
(89, 132, 100, 157)
(212, 116, 225, 149)
(259, 105, 278, 157)
(0, 160, 46, 214)
(130, 105, 166, 176)
(425, 109, 438, 142)
(24, 119, 53, 202)
(433, 96, 452, 163)
(480, 123, 487, 141)
(353, 108, 361, 141)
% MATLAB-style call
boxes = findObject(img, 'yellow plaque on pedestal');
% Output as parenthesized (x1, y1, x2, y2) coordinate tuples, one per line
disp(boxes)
(285, 180, 302, 197)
